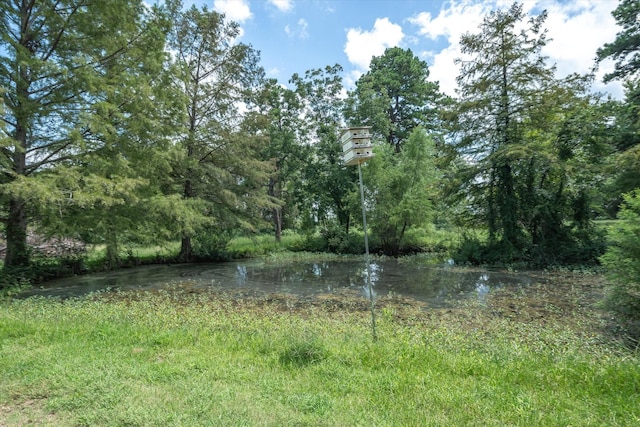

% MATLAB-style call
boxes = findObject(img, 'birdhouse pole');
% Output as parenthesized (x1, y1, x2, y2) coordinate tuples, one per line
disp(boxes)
(340, 127, 377, 341)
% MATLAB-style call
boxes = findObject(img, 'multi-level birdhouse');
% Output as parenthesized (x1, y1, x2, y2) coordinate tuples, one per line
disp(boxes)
(341, 126, 373, 166)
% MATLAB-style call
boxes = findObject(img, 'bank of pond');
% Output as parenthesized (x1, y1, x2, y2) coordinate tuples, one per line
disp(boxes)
(1, 254, 639, 425)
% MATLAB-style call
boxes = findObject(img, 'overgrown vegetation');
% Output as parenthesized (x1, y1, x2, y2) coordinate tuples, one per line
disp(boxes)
(1, 275, 638, 425)
(1, 0, 640, 399)
(601, 191, 640, 346)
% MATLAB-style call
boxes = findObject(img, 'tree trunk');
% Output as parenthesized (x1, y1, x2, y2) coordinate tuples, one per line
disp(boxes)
(179, 178, 194, 262)
(487, 168, 497, 243)
(498, 162, 518, 248)
(105, 226, 120, 269)
(5, 37, 31, 269)
(336, 201, 350, 234)
(4, 198, 29, 269)
(179, 235, 192, 262)
(268, 178, 282, 242)
(273, 207, 282, 242)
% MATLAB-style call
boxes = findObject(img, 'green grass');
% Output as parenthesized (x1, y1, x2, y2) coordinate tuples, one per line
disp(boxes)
(85, 242, 181, 268)
(226, 232, 306, 257)
(1, 277, 639, 426)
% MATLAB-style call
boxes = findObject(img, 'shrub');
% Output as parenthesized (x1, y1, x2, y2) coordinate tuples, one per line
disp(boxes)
(192, 226, 233, 261)
(600, 190, 640, 345)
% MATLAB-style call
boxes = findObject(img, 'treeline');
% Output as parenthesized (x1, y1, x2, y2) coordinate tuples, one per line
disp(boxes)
(1, 1, 639, 274)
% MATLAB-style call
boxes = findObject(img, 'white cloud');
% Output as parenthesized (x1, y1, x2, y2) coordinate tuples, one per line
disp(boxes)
(409, 1, 486, 42)
(409, 1, 488, 96)
(285, 18, 309, 39)
(266, 67, 281, 78)
(344, 17, 405, 71)
(540, 0, 622, 97)
(409, 0, 623, 99)
(269, 0, 294, 13)
(213, 0, 252, 23)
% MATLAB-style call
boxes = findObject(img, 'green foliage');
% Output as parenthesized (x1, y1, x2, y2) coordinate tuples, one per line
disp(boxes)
(597, 0, 640, 82)
(168, 6, 275, 261)
(366, 128, 439, 255)
(0, 254, 85, 292)
(257, 78, 308, 241)
(345, 47, 446, 151)
(452, 233, 487, 265)
(291, 65, 354, 233)
(454, 3, 553, 254)
(0, 0, 630, 273)
(320, 222, 363, 254)
(601, 190, 640, 344)
(0, 0, 173, 268)
(601, 82, 640, 217)
(451, 3, 606, 267)
(191, 226, 234, 261)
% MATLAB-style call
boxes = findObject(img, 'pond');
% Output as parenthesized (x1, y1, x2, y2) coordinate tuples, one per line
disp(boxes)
(20, 258, 546, 308)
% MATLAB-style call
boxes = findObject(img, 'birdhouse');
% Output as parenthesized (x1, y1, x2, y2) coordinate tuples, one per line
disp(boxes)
(341, 126, 373, 166)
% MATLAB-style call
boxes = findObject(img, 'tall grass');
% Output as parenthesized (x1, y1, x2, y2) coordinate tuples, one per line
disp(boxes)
(1, 285, 639, 426)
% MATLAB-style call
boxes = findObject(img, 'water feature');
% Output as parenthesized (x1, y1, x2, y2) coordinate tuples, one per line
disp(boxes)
(20, 259, 545, 307)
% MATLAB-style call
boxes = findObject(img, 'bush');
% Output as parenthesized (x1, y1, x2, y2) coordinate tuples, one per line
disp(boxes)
(600, 190, 640, 345)
(320, 223, 358, 254)
(452, 233, 486, 265)
(192, 226, 233, 261)
(286, 224, 363, 254)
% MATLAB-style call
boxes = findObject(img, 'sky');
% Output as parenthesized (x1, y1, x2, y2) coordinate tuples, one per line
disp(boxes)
(186, 0, 625, 99)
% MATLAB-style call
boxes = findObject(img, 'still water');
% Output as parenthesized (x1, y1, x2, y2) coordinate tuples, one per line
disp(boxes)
(21, 259, 543, 307)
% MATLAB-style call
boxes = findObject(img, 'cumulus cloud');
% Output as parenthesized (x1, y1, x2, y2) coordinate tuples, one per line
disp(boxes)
(269, 0, 294, 13)
(213, 0, 252, 23)
(540, 0, 620, 97)
(344, 18, 404, 72)
(408, 1, 487, 96)
(409, 0, 622, 98)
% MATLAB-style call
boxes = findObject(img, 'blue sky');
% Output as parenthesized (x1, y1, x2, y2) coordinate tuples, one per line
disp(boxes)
(186, 0, 624, 99)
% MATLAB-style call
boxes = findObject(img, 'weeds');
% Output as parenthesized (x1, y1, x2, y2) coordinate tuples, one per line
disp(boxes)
(1, 281, 639, 426)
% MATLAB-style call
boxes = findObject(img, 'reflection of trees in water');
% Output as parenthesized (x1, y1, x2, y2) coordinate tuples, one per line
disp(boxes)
(235, 265, 247, 285)
(23, 259, 540, 305)
(475, 274, 490, 303)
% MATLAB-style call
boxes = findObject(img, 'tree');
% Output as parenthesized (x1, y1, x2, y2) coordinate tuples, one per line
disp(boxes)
(596, 0, 640, 83)
(345, 47, 444, 152)
(256, 79, 306, 242)
(365, 128, 438, 255)
(596, 0, 640, 216)
(0, 0, 173, 268)
(168, 5, 274, 261)
(454, 2, 553, 258)
(454, 3, 607, 265)
(521, 74, 608, 264)
(291, 65, 355, 233)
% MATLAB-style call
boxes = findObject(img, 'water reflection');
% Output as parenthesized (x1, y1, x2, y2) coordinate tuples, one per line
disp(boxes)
(475, 273, 490, 303)
(20, 259, 540, 308)
(358, 262, 379, 300)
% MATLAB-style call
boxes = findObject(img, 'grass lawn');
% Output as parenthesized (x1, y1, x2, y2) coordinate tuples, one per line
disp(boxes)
(1, 272, 639, 426)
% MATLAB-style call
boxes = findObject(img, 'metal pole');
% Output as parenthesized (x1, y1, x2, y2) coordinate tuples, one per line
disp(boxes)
(358, 161, 377, 341)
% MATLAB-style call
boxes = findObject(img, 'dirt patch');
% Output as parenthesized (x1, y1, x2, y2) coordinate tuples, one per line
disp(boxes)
(0, 397, 67, 427)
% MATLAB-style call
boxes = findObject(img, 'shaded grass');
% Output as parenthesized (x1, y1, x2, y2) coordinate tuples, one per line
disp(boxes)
(85, 242, 181, 268)
(227, 232, 306, 257)
(1, 275, 639, 426)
